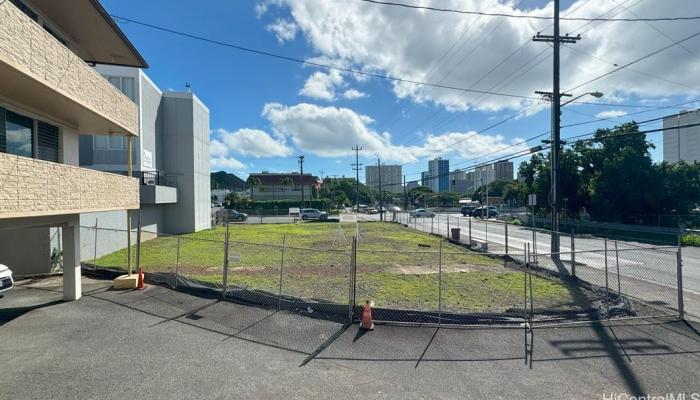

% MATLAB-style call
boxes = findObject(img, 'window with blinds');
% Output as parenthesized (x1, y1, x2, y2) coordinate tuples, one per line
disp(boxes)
(37, 121, 59, 162)
(0, 107, 5, 153)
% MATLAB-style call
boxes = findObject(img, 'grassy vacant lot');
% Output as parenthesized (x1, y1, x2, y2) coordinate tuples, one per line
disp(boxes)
(96, 222, 573, 313)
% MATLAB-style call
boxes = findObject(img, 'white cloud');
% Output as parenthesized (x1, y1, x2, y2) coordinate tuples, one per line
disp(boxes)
(210, 138, 229, 157)
(210, 156, 247, 171)
(342, 88, 368, 100)
(595, 110, 628, 119)
(260, 102, 521, 163)
(254, 3, 268, 18)
(299, 70, 344, 101)
(217, 128, 293, 158)
(266, 18, 298, 43)
(265, 0, 700, 113)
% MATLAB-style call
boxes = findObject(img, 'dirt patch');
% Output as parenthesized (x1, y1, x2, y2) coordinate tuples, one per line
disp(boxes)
(388, 263, 506, 275)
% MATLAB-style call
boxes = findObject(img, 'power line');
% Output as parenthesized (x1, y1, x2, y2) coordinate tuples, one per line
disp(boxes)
(111, 14, 540, 101)
(565, 28, 700, 93)
(355, 0, 700, 22)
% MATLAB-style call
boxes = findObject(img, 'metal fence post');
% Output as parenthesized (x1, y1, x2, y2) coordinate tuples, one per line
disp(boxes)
(92, 220, 99, 270)
(677, 234, 685, 319)
(468, 217, 472, 246)
(431, 215, 434, 234)
(604, 239, 609, 298)
(222, 223, 230, 298)
(278, 235, 286, 310)
(438, 240, 443, 326)
(174, 236, 181, 289)
(136, 210, 142, 274)
(348, 236, 357, 322)
(505, 220, 509, 255)
(485, 219, 488, 244)
(614, 241, 621, 296)
(532, 230, 537, 255)
(447, 215, 450, 239)
(571, 228, 576, 278)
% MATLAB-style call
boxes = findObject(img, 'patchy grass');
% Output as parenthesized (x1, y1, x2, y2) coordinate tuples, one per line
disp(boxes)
(681, 233, 700, 247)
(95, 221, 574, 312)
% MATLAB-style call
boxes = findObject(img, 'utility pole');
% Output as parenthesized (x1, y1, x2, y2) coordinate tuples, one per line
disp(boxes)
(351, 145, 363, 213)
(298, 155, 305, 210)
(377, 158, 383, 221)
(533, 0, 580, 255)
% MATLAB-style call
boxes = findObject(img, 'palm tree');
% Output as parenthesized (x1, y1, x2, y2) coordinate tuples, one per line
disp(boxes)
(247, 176, 261, 202)
(279, 176, 293, 192)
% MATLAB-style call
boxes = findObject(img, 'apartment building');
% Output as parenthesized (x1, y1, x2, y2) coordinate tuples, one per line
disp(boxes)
(78, 65, 211, 260)
(365, 164, 402, 193)
(475, 161, 514, 187)
(248, 172, 317, 201)
(0, 0, 146, 299)
(663, 109, 700, 163)
(428, 158, 449, 193)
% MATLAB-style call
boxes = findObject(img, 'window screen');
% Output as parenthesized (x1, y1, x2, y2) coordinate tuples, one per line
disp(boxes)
(37, 121, 59, 162)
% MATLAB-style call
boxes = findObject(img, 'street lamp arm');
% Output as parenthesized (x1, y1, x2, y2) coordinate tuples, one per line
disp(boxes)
(561, 91, 604, 107)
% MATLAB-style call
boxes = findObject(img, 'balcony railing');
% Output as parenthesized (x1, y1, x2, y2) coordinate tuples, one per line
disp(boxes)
(0, 153, 139, 219)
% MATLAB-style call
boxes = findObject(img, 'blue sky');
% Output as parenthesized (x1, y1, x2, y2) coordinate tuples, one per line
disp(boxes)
(103, 0, 700, 185)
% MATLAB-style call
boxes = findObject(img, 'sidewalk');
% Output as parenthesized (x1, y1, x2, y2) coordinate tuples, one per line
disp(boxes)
(1, 277, 699, 399)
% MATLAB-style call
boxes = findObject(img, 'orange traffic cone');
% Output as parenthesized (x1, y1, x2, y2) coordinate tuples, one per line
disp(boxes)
(360, 300, 374, 330)
(137, 268, 144, 290)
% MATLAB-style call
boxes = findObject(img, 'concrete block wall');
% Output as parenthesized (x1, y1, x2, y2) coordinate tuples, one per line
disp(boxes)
(0, 152, 140, 219)
(0, 1, 138, 135)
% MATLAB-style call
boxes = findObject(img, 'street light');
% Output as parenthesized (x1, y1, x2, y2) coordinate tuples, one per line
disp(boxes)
(561, 91, 604, 107)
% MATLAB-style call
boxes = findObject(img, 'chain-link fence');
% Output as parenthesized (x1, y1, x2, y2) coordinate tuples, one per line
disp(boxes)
(81, 216, 685, 328)
(393, 212, 685, 323)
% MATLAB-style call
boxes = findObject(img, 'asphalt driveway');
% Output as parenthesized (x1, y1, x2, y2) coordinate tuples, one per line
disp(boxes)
(1, 277, 699, 399)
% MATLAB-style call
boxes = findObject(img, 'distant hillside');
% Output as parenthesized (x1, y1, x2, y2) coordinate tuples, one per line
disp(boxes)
(211, 171, 246, 190)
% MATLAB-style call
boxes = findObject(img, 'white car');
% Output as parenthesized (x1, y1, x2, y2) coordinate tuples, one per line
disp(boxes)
(300, 208, 328, 220)
(410, 208, 435, 218)
(0, 264, 14, 294)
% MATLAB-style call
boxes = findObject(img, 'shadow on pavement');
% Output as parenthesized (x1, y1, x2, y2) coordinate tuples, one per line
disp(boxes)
(0, 299, 65, 327)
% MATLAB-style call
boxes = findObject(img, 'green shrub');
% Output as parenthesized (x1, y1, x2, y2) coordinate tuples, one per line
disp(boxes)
(682, 233, 700, 247)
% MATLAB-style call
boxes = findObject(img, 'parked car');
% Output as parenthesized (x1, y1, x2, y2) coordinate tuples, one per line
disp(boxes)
(390, 206, 402, 212)
(227, 210, 248, 222)
(473, 206, 498, 218)
(460, 205, 477, 216)
(410, 208, 435, 218)
(356, 204, 369, 213)
(366, 207, 379, 215)
(0, 264, 14, 294)
(300, 208, 328, 220)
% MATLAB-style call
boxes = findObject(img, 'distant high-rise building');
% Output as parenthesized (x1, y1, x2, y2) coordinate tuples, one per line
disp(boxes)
(450, 170, 476, 194)
(493, 160, 514, 181)
(428, 158, 449, 192)
(421, 171, 431, 187)
(663, 109, 700, 163)
(406, 181, 419, 191)
(365, 164, 402, 193)
(474, 161, 514, 187)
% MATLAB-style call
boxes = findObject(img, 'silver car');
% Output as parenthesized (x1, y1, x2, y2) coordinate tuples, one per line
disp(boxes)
(300, 208, 328, 220)
(410, 208, 435, 218)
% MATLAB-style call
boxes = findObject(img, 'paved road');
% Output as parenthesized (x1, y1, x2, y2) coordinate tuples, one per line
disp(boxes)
(3, 279, 700, 399)
(360, 212, 699, 319)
